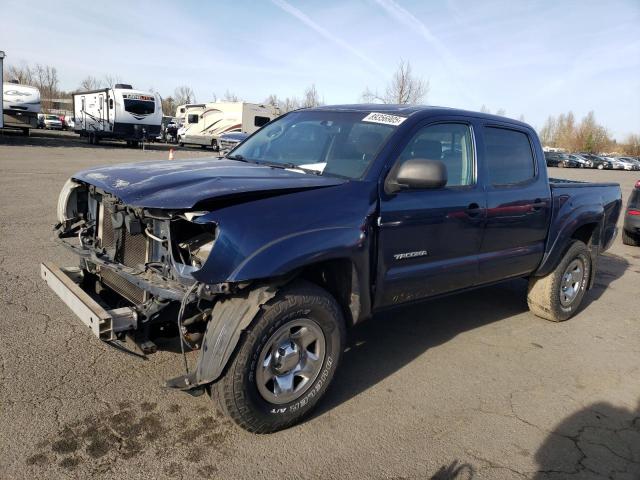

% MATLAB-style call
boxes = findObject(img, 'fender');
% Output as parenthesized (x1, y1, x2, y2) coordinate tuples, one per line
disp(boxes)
(166, 285, 277, 391)
(535, 198, 604, 278)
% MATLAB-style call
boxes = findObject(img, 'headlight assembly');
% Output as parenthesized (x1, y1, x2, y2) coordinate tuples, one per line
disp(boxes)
(57, 178, 80, 225)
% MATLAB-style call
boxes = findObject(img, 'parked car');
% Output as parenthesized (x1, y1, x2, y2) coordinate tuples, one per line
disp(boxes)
(43, 114, 63, 130)
(618, 157, 640, 171)
(566, 154, 593, 168)
(622, 180, 640, 246)
(43, 105, 622, 433)
(218, 131, 249, 154)
(614, 157, 640, 171)
(580, 154, 613, 170)
(545, 151, 579, 168)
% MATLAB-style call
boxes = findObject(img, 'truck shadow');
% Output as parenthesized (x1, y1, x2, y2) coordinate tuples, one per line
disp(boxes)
(316, 252, 628, 419)
(532, 400, 640, 479)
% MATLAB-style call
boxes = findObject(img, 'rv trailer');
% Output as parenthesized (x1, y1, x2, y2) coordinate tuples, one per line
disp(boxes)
(2, 80, 41, 136)
(72, 84, 162, 146)
(0, 50, 4, 130)
(177, 102, 277, 150)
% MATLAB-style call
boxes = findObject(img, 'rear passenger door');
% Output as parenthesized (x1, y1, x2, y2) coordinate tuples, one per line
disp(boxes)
(477, 125, 551, 284)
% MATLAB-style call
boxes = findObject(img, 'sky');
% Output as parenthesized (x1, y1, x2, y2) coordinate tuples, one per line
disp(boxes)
(2, 0, 639, 139)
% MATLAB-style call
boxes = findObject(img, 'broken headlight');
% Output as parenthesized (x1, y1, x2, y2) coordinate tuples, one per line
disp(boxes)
(178, 232, 216, 268)
(57, 178, 80, 225)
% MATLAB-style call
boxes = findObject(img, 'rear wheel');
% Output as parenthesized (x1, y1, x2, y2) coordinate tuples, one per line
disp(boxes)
(211, 281, 345, 433)
(527, 240, 591, 322)
(622, 229, 640, 246)
(597, 164, 604, 170)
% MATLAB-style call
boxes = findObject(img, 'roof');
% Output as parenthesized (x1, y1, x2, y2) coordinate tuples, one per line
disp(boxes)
(307, 104, 531, 129)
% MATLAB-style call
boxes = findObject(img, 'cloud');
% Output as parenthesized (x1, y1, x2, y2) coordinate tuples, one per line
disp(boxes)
(373, 0, 461, 71)
(270, 0, 386, 75)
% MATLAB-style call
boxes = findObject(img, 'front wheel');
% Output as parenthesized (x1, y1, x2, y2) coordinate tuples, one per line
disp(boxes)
(597, 164, 604, 170)
(527, 240, 591, 322)
(211, 281, 345, 433)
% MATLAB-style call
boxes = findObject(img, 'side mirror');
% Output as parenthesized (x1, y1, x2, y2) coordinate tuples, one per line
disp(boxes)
(386, 158, 448, 193)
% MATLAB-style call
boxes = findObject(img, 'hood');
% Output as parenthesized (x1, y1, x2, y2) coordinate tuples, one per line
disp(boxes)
(72, 158, 347, 209)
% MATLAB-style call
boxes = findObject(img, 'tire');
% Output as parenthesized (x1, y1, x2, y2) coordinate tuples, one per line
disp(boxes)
(622, 229, 640, 246)
(88, 133, 95, 145)
(558, 162, 564, 168)
(211, 281, 345, 433)
(597, 164, 604, 170)
(527, 240, 591, 322)
(22, 128, 30, 136)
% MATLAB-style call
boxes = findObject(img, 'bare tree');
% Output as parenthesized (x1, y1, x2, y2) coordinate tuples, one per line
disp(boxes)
(538, 111, 613, 153)
(222, 90, 240, 102)
(4, 63, 33, 84)
(495, 108, 506, 117)
(79, 75, 101, 91)
(302, 84, 322, 108)
(362, 60, 428, 104)
(102, 74, 122, 89)
(32, 64, 59, 111)
(174, 85, 196, 105)
(161, 96, 177, 116)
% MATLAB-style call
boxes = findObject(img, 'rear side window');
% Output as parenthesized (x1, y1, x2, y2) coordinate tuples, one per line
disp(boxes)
(484, 127, 535, 186)
(188, 114, 199, 124)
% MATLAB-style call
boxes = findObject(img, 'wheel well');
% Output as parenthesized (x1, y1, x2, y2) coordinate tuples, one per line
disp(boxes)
(571, 222, 598, 246)
(297, 259, 360, 328)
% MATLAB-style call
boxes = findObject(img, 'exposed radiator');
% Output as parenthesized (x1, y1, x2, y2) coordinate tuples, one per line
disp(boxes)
(98, 202, 148, 304)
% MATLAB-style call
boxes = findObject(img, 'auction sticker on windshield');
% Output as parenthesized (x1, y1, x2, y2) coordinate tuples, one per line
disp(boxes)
(362, 112, 407, 126)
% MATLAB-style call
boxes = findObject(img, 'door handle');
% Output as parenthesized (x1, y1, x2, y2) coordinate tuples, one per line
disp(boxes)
(465, 203, 483, 217)
(531, 199, 546, 211)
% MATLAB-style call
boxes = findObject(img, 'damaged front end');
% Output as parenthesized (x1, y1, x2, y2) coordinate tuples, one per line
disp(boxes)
(43, 178, 265, 392)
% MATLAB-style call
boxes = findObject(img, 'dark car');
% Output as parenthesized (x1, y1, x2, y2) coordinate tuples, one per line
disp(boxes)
(545, 152, 579, 168)
(43, 105, 621, 433)
(622, 180, 640, 246)
(580, 153, 613, 170)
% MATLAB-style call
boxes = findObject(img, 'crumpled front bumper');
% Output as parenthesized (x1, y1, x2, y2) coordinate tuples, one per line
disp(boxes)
(40, 262, 137, 341)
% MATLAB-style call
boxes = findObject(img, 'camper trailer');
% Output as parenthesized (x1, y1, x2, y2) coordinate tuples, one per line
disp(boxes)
(2, 81, 41, 135)
(177, 102, 277, 150)
(72, 84, 162, 146)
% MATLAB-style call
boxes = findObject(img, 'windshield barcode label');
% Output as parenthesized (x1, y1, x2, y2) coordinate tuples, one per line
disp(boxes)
(362, 112, 407, 126)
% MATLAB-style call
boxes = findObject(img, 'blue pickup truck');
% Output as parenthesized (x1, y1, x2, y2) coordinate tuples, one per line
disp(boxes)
(43, 105, 621, 433)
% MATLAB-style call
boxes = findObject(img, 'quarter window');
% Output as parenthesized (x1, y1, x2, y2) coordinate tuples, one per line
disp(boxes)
(484, 127, 535, 185)
(188, 114, 199, 124)
(398, 123, 475, 186)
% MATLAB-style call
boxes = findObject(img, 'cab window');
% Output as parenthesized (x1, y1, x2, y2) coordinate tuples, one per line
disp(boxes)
(397, 123, 475, 186)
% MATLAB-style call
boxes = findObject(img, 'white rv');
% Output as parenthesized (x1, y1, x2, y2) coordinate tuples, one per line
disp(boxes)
(177, 102, 277, 150)
(72, 84, 162, 146)
(2, 81, 41, 135)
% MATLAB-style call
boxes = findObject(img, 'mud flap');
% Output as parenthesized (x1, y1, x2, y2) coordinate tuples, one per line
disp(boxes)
(166, 285, 277, 391)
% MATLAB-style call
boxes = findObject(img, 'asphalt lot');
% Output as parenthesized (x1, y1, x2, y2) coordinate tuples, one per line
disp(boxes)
(1, 129, 639, 480)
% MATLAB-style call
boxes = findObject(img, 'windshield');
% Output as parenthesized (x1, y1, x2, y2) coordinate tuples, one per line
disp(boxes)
(230, 111, 400, 179)
(124, 97, 156, 115)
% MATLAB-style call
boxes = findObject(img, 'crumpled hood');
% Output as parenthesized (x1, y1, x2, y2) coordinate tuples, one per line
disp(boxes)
(73, 157, 346, 209)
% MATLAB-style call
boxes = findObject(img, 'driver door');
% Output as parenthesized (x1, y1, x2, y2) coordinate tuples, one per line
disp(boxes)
(374, 121, 487, 308)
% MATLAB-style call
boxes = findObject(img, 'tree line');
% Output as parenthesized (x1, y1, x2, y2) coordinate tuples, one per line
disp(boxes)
(539, 111, 639, 155)
(3, 60, 637, 154)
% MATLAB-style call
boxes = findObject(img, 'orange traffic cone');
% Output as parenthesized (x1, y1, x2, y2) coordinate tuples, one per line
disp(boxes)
(169, 148, 175, 160)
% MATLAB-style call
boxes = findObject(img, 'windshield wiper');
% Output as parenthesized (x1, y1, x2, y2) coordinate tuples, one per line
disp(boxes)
(226, 154, 248, 162)
(267, 162, 323, 176)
